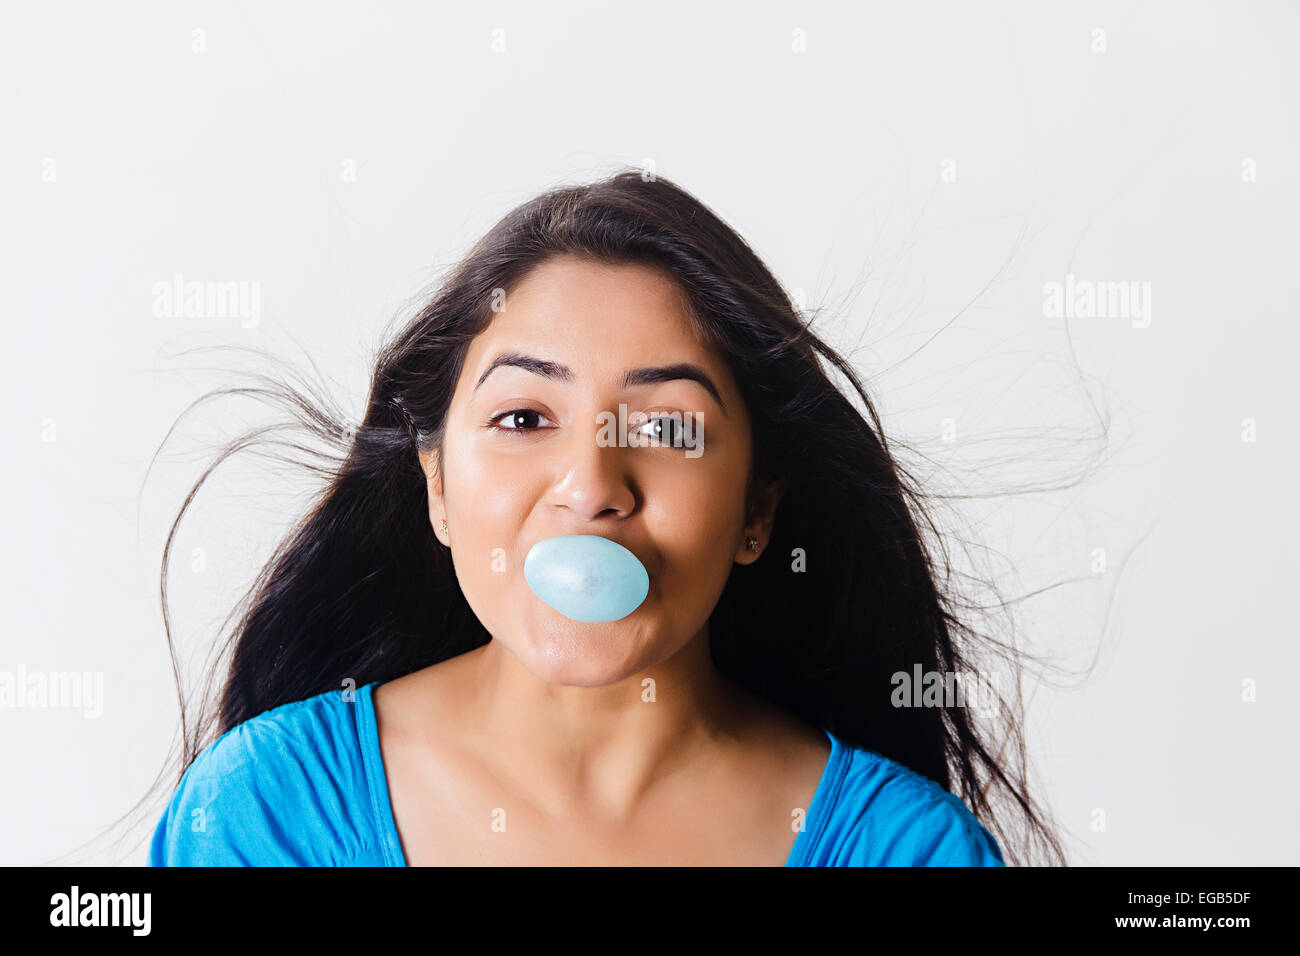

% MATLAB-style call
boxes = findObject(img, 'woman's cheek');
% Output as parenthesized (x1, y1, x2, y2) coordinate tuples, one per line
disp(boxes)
(650, 474, 744, 588)
(443, 453, 526, 609)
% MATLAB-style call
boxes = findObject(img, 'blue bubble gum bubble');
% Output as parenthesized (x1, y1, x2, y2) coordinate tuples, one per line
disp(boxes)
(523, 534, 650, 623)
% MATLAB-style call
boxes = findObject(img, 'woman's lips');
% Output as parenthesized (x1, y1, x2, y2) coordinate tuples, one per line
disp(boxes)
(522, 534, 651, 623)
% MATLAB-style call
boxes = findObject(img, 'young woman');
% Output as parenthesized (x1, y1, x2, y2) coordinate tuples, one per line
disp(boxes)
(145, 170, 1064, 866)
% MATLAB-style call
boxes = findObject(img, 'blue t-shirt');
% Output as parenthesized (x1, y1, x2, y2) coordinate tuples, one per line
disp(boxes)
(148, 680, 1006, 867)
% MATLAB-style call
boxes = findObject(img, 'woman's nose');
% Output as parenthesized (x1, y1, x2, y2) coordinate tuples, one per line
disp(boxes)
(546, 415, 637, 522)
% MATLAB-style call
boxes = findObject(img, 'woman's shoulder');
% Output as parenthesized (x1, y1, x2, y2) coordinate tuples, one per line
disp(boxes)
(801, 731, 1007, 867)
(198, 684, 369, 777)
(146, 682, 390, 866)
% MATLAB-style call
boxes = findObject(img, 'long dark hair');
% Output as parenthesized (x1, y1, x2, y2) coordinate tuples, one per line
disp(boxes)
(113, 169, 1077, 865)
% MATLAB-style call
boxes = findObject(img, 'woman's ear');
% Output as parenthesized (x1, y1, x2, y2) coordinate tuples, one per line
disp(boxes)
(418, 447, 449, 545)
(735, 476, 789, 564)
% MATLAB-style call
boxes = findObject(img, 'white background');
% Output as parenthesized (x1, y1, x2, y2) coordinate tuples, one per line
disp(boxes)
(1, 0, 1295, 865)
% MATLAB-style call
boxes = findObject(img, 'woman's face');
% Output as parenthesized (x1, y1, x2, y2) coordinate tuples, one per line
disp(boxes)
(420, 254, 783, 686)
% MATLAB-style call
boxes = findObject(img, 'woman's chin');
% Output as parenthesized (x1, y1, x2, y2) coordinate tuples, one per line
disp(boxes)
(508, 606, 655, 687)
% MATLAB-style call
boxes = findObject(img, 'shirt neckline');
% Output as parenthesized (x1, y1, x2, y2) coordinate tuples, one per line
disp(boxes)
(357, 680, 846, 867)
(358, 681, 408, 866)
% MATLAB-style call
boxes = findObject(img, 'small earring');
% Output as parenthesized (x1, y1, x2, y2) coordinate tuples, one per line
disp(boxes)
(440, 519, 449, 534)
(746, 536, 760, 553)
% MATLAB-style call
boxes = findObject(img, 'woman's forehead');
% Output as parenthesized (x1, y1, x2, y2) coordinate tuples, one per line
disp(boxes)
(501, 255, 697, 332)
(464, 257, 726, 384)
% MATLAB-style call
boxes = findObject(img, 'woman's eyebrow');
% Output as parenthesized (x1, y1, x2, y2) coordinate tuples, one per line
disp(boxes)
(474, 352, 572, 389)
(473, 352, 728, 417)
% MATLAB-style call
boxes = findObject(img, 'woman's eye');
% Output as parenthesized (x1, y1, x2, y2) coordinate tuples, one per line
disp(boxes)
(488, 409, 553, 433)
(636, 414, 691, 447)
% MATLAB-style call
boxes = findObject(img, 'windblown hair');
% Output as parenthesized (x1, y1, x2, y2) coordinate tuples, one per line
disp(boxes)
(116, 169, 1073, 865)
